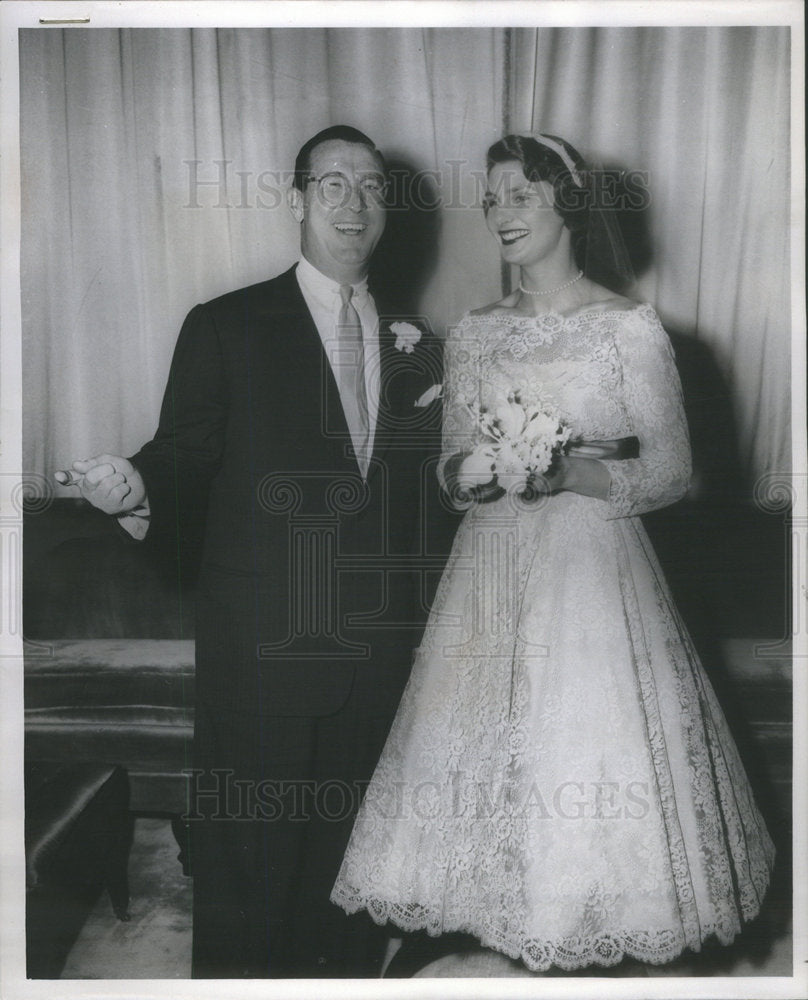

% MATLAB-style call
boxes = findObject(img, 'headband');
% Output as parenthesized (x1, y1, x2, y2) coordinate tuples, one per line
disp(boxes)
(535, 133, 585, 187)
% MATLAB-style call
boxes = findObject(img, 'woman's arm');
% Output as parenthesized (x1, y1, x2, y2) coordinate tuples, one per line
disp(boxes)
(546, 453, 612, 500)
(437, 317, 486, 497)
(592, 306, 692, 519)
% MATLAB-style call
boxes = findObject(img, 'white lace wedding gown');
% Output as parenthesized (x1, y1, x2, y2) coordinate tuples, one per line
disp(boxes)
(331, 304, 775, 971)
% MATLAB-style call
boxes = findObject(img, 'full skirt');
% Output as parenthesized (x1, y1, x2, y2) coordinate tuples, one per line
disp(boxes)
(331, 493, 775, 971)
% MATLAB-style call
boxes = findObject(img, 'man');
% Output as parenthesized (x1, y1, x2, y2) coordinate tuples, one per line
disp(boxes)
(66, 126, 444, 977)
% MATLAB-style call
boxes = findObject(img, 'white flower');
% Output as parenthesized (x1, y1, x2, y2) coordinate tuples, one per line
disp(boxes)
(494, 441, 531, 493)
(494, 399, 527, 440)
(523, 409, 558, 445)
(457, 444, 497, 488)
(414, 383, 443, 408)
(495, 440, 524, 475)
(391, 321, 422, 353)
(466, 389, 570, 493)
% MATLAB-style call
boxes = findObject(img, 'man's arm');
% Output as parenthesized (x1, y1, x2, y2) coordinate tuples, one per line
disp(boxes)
(127, 302, 226, 540)
(58, 300, 227, 546)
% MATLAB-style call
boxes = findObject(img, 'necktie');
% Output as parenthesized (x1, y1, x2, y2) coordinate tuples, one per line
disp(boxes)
(337, 284, 370, 477)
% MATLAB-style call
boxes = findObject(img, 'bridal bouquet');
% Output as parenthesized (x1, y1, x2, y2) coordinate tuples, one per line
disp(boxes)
(460, 391, 572, 496)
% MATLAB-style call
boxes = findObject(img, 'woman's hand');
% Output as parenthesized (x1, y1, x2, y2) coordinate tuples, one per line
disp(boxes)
(536, 455, 611, 500)
(443, 452, 504, 504)
(443, 453, 611, 505)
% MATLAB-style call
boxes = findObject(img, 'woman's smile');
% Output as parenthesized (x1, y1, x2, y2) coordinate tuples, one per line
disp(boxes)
(498, 227, 531, 246)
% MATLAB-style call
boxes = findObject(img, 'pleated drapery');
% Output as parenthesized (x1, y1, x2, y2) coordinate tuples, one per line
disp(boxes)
(20, 28, 507, 481)
(506, 27, 791, 480)
(20, 27, 791, 487)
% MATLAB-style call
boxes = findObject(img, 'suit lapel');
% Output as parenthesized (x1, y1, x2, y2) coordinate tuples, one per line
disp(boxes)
(272, 268, 357, 473)
(367, 326, 397, 487)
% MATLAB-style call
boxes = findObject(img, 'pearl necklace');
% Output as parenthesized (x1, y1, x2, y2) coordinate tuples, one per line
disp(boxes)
(519, 269, 584, 296)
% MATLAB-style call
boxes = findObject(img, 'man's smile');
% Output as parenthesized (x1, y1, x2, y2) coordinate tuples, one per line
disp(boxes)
(334, 222, 368, 235)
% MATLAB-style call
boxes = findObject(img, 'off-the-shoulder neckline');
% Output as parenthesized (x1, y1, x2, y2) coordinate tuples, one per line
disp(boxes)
(463, 301, 653, 324)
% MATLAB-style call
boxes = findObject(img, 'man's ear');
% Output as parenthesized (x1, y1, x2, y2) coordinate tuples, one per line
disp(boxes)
(287, 186, 304, 224)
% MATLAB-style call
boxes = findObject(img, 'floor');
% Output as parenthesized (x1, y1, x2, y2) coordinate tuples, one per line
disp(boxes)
(55, 637, 794, 981)
(61, 817, 192, 979)
(56, 813, 793, 980)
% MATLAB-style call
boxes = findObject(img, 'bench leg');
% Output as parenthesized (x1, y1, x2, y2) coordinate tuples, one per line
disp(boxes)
(171, 815, 193, 876)
(104, 810, 133, 920)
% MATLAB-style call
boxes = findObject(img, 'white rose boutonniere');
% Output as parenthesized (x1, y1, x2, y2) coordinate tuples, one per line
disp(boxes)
(414, 384, 443, 408)
(391, 321, 422, 354)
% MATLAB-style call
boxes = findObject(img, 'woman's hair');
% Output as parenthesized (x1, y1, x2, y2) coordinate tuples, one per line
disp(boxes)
(486, 133, 590, 270)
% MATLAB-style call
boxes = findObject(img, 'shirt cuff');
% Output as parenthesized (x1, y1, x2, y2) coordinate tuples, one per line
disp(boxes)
(117, 501, 150, 540)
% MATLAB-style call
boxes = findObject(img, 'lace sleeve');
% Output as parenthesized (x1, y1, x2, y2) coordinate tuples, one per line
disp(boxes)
(436, 317, 484, 491)
(599, 306, 692, 519)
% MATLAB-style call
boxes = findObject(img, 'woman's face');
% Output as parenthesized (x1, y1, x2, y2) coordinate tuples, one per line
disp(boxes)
(484, 159, 568, 267)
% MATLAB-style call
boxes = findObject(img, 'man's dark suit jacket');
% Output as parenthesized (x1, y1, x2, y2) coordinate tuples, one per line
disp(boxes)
(128, 264, 452, 976)
(132, 263, 444, 722)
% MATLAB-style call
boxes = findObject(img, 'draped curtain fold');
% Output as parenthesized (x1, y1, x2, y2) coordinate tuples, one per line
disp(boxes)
(508, 27, 791, 479)
(21, 27, 507, 480)
(20, 26, 790, 487)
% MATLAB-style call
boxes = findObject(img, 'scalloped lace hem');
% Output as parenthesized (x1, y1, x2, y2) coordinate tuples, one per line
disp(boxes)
(330, 889, 763, 972)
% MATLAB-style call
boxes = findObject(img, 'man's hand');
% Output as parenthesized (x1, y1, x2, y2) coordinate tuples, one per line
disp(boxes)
(58, 454, 147, 516)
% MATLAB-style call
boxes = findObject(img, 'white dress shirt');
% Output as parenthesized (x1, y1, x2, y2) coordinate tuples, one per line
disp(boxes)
(295, 255, 380, 467)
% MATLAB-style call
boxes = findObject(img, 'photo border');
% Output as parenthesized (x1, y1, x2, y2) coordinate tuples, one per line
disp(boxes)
(1, 3, 804, 999)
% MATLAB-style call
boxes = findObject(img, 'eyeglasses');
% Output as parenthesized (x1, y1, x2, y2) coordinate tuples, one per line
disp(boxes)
(305, 171, 388, 207)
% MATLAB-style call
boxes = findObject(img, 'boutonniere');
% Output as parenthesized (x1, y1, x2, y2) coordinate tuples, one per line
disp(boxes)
(390, 321, 422, 354)
(414, 384, 443, 408)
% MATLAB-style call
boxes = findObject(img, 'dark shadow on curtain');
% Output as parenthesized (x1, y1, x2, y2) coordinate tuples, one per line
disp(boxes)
(369, 158, 441, 321)
(642, 332, 792, 966)
(602, 168, 792, 959)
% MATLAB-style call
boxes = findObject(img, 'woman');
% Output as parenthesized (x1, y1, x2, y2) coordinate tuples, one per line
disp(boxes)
(331, 133, 774, 973)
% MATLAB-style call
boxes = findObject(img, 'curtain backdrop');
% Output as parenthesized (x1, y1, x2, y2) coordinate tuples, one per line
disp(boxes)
(20, 26, 790, 489)
(20, 27, 507, 481)
(507, 26, 791, 485)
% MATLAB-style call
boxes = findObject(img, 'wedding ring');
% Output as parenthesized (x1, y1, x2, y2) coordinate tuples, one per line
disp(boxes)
(54, 470, 83, 486)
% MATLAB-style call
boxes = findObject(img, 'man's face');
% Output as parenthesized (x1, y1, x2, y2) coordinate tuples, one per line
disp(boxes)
(290, 139, 387, 284)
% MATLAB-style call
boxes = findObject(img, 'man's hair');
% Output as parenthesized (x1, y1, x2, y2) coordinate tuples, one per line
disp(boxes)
(293, 125, 386, 191)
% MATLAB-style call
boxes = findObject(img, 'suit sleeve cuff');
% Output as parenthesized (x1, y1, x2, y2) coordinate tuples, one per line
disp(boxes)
(117, 500, 151, 540)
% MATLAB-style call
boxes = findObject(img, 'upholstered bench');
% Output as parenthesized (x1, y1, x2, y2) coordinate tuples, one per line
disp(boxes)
(24, 498, 197, 819)
(24, 640, 195, 815)
(25, 760, 131, 978)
